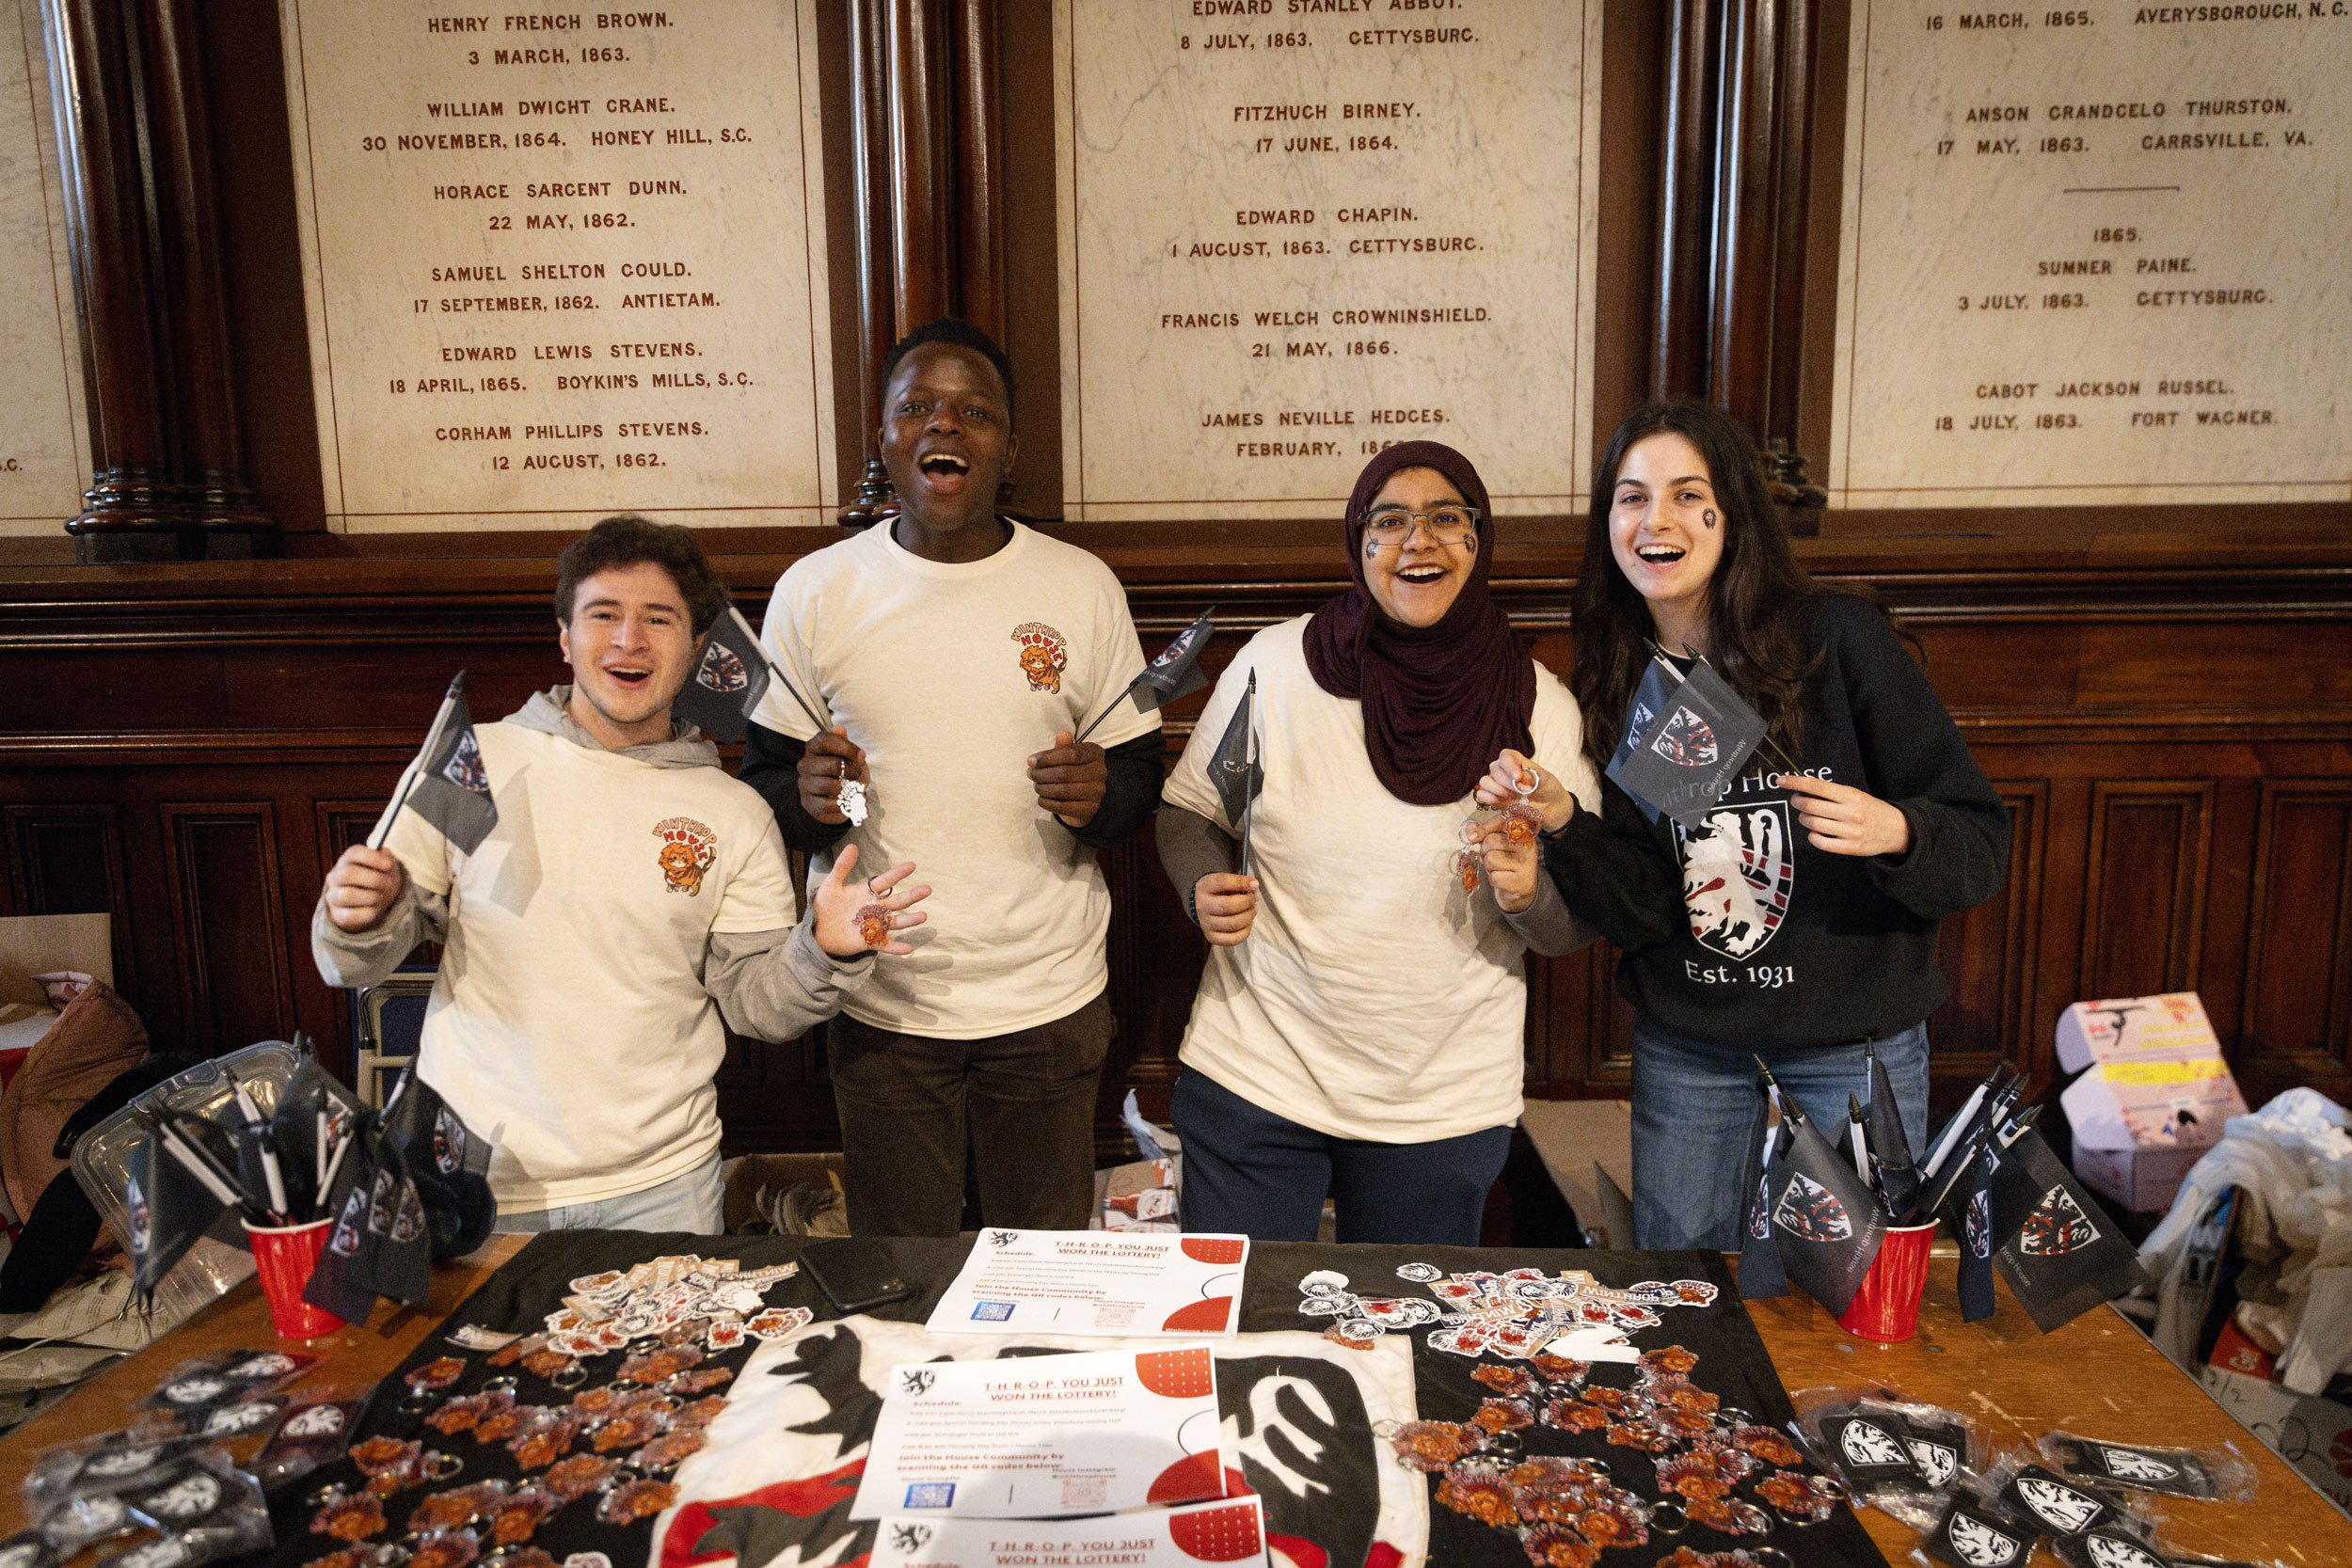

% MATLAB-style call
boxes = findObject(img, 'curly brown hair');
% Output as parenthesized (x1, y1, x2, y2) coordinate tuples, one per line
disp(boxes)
(553, 515, 730, 635)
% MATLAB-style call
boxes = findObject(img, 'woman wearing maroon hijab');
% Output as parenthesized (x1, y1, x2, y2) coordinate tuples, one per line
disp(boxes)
(1154, 443, 1603, 1243)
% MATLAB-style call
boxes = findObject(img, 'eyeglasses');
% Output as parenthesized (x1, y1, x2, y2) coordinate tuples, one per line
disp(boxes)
(1362, 504, 1482, 548)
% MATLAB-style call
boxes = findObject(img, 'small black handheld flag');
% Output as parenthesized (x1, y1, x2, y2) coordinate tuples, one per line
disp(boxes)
(668, 605, 774, 745)
(374, 673, 498, 855)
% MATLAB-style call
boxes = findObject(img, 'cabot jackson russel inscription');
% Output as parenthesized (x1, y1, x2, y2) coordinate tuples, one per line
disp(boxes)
(1828, 4, 2348, 507)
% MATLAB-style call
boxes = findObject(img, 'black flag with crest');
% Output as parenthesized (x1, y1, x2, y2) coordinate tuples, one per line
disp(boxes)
(1865, 1044, 1921, 1218)
(377, 1073, 497, 1260)
(302, 1134, 381, 1324)
(1210, 670, 1264, 873)
(1764, 1101, 1886, 1318)
(127, 1118, 232, 1301)
(668, 605, 773, 745)
(1736, 1085, 1789, 1300)
(381, 673, 498, 855)
(1940, 1121, 1998, 1323)
(1990, 1125, 2151, 1332)
(1605, 656, 1685, 824)
(1078, 609, 1216, 743)
(1608, 657, 1770, 827)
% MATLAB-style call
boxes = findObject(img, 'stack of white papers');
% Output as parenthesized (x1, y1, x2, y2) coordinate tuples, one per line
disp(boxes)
(850, 1345, 1230, 1520)
(926, 1228, 1249, 1338)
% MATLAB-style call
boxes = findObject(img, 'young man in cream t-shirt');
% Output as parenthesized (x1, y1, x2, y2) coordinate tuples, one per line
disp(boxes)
(739, 320, 1163, 1237)
(314, 517, 927, 1233)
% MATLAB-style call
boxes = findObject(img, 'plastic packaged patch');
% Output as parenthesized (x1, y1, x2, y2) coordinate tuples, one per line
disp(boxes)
(21, 1433, 210, 1513)
(0, 1533, 58, 1568)
(1792, 1387, 1986, 1530)
(136, 1350, 313, 1413)
(251, 1392, 370, 1493)
(2038, 1432, 2255, 1503)
(1914, 1490, 2036, 1568)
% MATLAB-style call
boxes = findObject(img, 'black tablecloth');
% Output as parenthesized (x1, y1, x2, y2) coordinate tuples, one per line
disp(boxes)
(266, 1233, 1890, 1568)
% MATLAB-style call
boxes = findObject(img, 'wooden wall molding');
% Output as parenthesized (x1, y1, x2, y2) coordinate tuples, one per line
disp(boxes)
(40, 0, 276, 561)
(2239, 781, 2352, 1080)
(2079, 781, 2217, 1006)
(157, 800, 293, 1053)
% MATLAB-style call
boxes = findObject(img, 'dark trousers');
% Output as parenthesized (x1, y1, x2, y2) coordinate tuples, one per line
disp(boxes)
(1170, 1069, 1510, 1246)
(829, 993, 1113, 1237)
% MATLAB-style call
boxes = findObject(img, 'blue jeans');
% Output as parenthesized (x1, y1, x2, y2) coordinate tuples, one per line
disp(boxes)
(1171, 1070, 1510, 1246)
(1630, 1019, 1929, 1250)
(495, 1153, 724, 1235)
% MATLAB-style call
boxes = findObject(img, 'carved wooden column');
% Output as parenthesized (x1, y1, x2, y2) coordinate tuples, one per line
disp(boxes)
(838, 0, 1008, 528)
(1650, 0, 1826, 511)
(43, 0, 277, 561)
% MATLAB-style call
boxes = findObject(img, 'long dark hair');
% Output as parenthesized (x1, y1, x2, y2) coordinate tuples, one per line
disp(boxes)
(1572, 400, 1886, 776)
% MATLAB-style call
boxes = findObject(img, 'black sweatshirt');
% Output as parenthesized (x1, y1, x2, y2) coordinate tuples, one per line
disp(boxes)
(1542, 594, 2009, 1051)
(739, 720, 1168, 854)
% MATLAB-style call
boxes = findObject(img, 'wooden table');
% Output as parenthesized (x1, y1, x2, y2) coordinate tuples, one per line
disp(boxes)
(4, 1242, 2345, 1566)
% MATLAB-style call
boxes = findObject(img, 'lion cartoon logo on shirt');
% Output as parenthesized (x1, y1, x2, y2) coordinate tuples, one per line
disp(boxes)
(653, 816, 718, 895)
(1010, 622, 1068, 692)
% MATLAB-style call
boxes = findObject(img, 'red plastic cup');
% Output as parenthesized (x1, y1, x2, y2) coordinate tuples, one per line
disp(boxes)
(1837, 1222, 1937, 1341)
(243, 1218, 346, 1338)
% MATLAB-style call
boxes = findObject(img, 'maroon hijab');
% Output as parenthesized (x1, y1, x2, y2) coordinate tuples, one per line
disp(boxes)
(1302, 440, 1536, 806)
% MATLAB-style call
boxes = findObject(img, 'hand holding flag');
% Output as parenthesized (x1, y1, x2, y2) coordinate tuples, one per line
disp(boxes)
(372, 673, 498, 855)
(1210, 670, 1265, 878)
(1075, 608, 1217, 743)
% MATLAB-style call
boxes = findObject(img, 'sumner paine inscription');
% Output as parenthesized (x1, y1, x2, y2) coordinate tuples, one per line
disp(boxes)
(1828, 3, 2350, 507)
(0, 0, 90, 535)
(1055, 0, 1601, 521)
(280, 1, 834, 531)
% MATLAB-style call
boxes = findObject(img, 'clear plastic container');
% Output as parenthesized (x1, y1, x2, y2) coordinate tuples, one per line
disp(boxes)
(70, 1040, 304, 1324)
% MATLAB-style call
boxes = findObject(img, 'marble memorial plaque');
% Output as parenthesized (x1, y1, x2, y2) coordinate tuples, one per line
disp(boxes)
(0, 0, 90, 537)
(1055, 0, 1601, 521)
(1827, 4, 2350, 508)
(280, 1, 834, 531)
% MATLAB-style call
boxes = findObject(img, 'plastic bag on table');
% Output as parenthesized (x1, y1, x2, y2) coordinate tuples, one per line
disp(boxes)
(20, 1432, 208, 1513)
(2038, 1430, 2256, 1503)
(1791, 1385, 1987, 1529)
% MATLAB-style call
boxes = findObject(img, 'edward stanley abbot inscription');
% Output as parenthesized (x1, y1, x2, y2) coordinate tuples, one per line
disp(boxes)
(1055, 0, 1602, 521)
(1827, 2, 2349, 507)
(280, 2, 834, 531)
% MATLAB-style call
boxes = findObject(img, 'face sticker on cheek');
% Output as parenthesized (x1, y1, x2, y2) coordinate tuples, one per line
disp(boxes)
(1364, 535, 1380, 561)
(1703, 509, 1718, 530)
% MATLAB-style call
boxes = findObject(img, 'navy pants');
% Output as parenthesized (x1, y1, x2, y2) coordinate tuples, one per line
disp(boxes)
(1171, 1069, 1510, 1245)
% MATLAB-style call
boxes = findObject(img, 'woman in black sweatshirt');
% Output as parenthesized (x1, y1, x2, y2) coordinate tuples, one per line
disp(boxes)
(1482, 400, 2009, 1248)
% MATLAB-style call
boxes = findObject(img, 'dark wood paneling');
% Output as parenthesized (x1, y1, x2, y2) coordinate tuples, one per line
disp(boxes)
(3, 802, 135, 994)
(2079, 781, 2215, 1005)
(1930, 781, 2045, 1087)
(2239, 782, 2352, 1097)
(158, 801, 294, 1053)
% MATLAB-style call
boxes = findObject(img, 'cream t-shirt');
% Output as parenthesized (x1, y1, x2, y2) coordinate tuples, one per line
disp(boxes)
(388, 721, 798, 1211)
(1164, 616, 1599, 1143)
(755, 520, 1155, 1037)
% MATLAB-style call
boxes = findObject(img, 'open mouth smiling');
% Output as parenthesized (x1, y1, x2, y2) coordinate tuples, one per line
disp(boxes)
(1635, 543, 1687, 564)
(1396, 563, 1449, 584)
(918, 452, 970, 482)
(605, 665, 653, 689)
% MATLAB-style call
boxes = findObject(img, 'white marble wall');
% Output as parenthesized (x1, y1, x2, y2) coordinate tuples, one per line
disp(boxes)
(279, 1, 834, 532)
(0, 0, 89, 537)
(1828, 3, 2350, 508)
(1055, 0, 1602, 521)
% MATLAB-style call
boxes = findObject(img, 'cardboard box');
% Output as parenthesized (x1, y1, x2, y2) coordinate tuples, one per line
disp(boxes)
(2055, 992, 2246, 1212)
(1095, 1157, 1179, 1233)
(2199, 1364, 2352, 1520)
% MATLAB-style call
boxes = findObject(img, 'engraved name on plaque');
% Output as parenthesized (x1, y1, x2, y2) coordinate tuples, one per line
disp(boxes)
(0, 0, 91, 536)
(1827, 4, 2350, 508)
(280, 2, 834, 531)
(1055, 0, 1602, 521)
